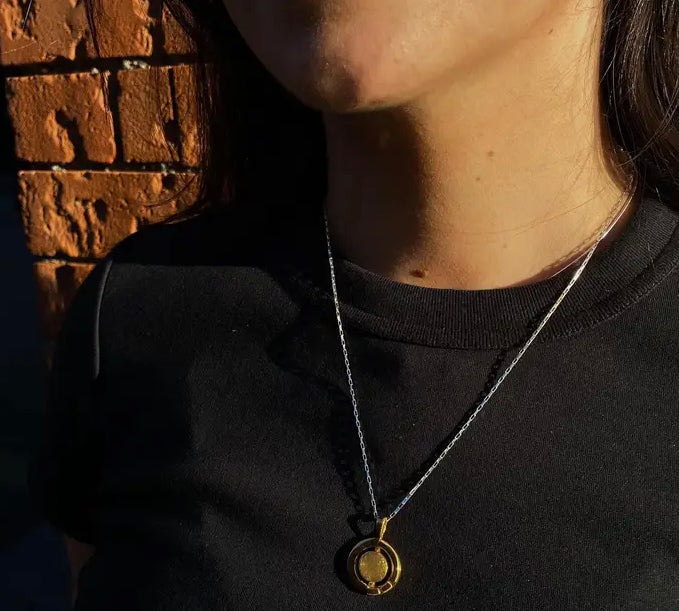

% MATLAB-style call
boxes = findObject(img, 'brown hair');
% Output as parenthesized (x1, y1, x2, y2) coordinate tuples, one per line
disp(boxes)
(85, 0, 679, 223)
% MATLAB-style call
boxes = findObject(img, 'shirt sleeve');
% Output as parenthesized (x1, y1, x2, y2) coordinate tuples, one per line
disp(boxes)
(26, 255, 114, 544)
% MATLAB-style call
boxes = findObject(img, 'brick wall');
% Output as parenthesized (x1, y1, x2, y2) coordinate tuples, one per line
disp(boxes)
(1, 0, 201, 347)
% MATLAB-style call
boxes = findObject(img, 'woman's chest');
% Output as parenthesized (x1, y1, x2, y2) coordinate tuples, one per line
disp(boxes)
(88, 318, 679, 609)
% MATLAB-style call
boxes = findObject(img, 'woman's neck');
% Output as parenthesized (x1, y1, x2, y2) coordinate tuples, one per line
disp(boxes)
(322, 1, 635, 290)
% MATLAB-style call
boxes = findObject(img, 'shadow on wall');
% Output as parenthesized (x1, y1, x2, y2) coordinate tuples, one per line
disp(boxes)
(0, 69, 71, 610)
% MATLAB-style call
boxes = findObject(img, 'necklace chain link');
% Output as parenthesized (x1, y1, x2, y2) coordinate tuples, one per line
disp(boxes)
(323, 174, 637, 528)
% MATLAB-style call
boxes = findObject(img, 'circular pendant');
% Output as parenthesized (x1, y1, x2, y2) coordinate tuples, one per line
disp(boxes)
(347, 518, 401, 595)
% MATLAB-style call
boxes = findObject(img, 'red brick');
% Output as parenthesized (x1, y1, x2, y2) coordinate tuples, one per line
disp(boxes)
(162, 5, 196, 55)
(6, 72, 116, 163)
(117, 66, 177, 163)
(117, 64, 200, 165)
(34, 260, 96, 343)
(0, 0, 88, 65)
(19, 170, 199, 258)
(93, 0, 156, 58)
(172, 64, 200, 166)
(0, 0, 157, 66)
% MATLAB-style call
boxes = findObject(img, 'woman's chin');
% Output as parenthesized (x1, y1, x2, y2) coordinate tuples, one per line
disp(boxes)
(272, 46, 408, 113)
(289, 71, 395, 114)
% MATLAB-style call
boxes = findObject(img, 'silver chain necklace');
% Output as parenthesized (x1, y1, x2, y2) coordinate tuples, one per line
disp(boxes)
(324, 176, 636, 596)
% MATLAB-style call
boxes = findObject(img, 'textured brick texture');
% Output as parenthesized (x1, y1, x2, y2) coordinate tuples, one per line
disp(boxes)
(172, 64, 200, 166)
(6, 72, 116, 163)
(19, 170, 199, 258)
(117, 67, 176, 163)
(162, 5, 196, 55)
(33, 260, 96, 344)
(117, 65, 198, 164)
(0, 0, 155, 65)
(2, 2, 201, 342)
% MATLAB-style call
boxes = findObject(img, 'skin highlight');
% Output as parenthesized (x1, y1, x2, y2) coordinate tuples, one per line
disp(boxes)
(222, 0, 636, 289)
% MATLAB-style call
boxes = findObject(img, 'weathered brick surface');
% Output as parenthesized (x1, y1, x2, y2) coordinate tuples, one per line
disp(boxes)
(117, 66, 176, 163)
(162, 5, 196, 55)
(117, 65, 199, 165)
(171, 64, 200, 166)
(0, 0, 157, 65)
(3, 2, 202, 342)
(34, 259, 96, 342)
(19, 170, 199, 258)
(6, 72, 116, 163)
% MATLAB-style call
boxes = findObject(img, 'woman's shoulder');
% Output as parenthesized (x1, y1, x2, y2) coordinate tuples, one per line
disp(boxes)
(95, 201, 305, 329)
(107, 203, 268, 268)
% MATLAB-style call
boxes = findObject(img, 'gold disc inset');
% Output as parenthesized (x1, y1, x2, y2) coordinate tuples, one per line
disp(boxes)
(358, 549, 389, 582)
(347, 537, 401, 595)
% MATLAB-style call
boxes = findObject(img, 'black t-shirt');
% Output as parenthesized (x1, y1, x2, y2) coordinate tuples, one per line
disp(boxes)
(28, 194, 679, 609)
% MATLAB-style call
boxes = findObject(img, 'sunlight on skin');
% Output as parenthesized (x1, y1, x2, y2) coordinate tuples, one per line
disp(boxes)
(222, 0, 633, 290)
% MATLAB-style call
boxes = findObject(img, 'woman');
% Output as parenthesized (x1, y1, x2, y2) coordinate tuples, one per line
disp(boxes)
(29, 0, 679, 608)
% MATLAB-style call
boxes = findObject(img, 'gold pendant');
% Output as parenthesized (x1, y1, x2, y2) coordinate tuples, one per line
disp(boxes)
(347, 517, 401, 595)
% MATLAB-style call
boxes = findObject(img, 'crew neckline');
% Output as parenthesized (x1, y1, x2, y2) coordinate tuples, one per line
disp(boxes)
(279, 194, 679, 349)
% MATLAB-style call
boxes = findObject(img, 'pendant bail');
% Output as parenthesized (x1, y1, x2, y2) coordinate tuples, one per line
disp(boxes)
(377, 516, 388, 541)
